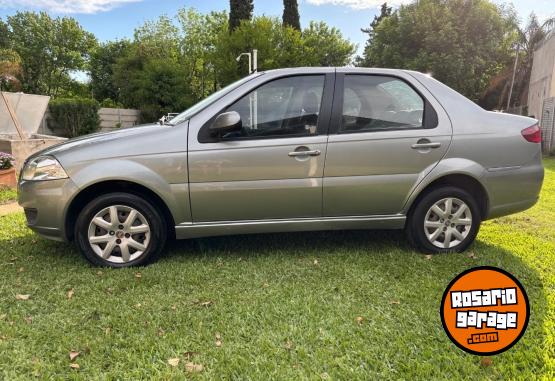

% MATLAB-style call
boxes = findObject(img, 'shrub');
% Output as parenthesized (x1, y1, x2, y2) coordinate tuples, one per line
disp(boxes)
(49, 97, 101, 138)
(100, 98, 123, 108)
(0, 152, 15, 170)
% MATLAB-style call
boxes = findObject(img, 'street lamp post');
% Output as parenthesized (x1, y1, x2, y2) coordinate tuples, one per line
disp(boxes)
(236, 49, 258, 74)
(507, 43, 520, 112)
(236, 49, 259, 129)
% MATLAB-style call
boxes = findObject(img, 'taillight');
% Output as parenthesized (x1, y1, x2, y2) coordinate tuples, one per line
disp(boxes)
(521, 124, 541, 143)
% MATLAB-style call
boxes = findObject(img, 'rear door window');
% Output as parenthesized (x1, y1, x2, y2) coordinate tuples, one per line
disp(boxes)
(340, 75, 425, 132)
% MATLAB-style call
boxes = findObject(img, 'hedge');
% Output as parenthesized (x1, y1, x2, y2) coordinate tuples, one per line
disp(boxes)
(49, 97, 101, 138)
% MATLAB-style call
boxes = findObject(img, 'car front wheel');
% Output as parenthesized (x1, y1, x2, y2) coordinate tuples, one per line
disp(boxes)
(406, 186, 481, 253)
(75, 193, 167, 267)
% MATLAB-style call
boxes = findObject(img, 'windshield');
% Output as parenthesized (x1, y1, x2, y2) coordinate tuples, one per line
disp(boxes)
(166, 73, 263, 126)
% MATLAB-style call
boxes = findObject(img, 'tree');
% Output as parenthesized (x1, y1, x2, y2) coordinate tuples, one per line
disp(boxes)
(0, 48, 22, 91)
(112, 13, 190, 121)
(303, 21, 355, 66)
(0, 19, 20, 90)
(483, 13, 555, 110)
(0, 19, 9, 49)
(134, 14, 181, 59)
(229, 0, 253, 32)
(223, 15, 303, 79)
(89, 40, 132, 103)
(133, 59, 190, 122)
(6, 11, 97, 96)
(177, 9, 229, 99)
(110, 7, 354, 121)
(359, 0, 517, 104)
(357, 2, 392, 66)
(283, 0, 301, 31)
(223, 16, 354, 81)
(113, 46, 190, 121)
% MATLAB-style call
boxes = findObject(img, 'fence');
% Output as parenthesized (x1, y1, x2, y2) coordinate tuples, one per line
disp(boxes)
(540, 97, 555, 154)
(98, 108, 141, 131)
(41, 107, 141, 136)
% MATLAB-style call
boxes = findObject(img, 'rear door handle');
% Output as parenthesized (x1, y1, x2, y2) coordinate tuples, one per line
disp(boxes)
(411, 142, 441, 149)
(288, 150, 321, 157)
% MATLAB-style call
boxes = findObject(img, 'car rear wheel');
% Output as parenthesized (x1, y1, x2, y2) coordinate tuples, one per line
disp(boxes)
(75, 193, 167, 267)
(406, 186, 481, 253)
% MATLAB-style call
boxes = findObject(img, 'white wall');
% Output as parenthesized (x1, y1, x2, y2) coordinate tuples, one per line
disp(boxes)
(528, 32, 555, 120)
(98, 108, 141, 131)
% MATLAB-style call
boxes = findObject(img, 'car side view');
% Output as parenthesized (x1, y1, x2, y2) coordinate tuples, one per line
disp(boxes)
(18, 68, 544, 267)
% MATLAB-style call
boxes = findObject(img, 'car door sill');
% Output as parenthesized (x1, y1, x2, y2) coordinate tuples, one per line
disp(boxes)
(175, 215, 406, 239)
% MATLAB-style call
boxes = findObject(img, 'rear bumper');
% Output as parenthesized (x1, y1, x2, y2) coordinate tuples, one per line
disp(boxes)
(483, 161, 544, 219)
(486, 196, 539, 220)
(18, 178, 79, 242)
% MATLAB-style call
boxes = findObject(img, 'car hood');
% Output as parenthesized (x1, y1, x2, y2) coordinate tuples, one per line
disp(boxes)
(29, 122, 189, 165)
(34, 124, 162, 157)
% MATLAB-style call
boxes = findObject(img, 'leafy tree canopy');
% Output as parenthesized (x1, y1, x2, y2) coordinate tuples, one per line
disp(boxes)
(89, 40, 132, 103)
(5, 11, 97, 96)
(108, 7, 354, 122)
(358, 0, 518, 103)
(357, 2, 392, 67)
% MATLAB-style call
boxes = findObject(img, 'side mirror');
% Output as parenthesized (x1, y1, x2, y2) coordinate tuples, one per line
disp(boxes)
(210, 111, 242, 137)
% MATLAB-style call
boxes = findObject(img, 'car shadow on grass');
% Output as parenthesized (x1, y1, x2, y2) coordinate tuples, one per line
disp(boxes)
(166, 229, 411, 259)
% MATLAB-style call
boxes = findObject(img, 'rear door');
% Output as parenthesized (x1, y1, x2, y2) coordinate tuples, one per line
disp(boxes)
(323, 70, 452, 217)
(188, 71, 335, 222)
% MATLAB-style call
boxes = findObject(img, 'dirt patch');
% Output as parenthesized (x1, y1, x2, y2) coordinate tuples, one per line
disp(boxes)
(0, 202, 22, 216)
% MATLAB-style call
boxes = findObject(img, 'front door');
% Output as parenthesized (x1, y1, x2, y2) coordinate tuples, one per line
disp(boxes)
(188, 73, 334, 222)
(323, 71, 452, 216)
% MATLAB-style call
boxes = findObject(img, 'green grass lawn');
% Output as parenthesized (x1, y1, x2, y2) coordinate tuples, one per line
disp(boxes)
(0, 159, 553, 380)
(0, 186, 17, 204)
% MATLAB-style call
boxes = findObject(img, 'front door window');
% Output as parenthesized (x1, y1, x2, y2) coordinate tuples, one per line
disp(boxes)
(223, 75, 325, 139)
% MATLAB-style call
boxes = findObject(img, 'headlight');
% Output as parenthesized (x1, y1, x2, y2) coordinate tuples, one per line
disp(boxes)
(21, 156, 68, 181)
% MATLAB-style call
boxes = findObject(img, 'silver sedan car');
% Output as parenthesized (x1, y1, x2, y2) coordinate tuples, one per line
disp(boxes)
(18, 68, 544, 267)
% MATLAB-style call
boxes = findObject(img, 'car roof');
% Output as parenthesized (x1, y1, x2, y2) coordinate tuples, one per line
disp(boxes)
(260, 67, 415, 75)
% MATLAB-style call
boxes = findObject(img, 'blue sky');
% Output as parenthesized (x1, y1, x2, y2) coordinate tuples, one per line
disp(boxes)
(0, 0, 553, 56)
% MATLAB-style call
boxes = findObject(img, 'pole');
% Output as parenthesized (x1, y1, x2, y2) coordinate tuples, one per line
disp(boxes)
(1, 91, 26, 140)
(236, 53, 252, 75)
(507, 44, 520, 111)
(250, 50, 258, 129)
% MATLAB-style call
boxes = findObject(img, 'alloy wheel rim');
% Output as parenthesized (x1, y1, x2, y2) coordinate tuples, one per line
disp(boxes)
(424, 197, 472, 249)
(87, 205, 151, 263)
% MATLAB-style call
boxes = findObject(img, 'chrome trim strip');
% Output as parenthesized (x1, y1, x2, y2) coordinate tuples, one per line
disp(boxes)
(487, 165, 522, 172)
(175, 215, 406, 239)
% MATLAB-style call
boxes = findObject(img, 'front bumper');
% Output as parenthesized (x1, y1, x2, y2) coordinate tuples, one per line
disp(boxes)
(18, 177, 80, 241)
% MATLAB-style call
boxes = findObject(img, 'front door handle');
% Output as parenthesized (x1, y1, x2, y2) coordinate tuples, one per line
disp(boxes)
(411, 141, 441, 149)
(288, 150, 321, 157)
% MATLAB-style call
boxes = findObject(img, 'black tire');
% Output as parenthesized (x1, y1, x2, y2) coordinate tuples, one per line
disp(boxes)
(406, 186, 481, 254)
(75, 192, 167, 267)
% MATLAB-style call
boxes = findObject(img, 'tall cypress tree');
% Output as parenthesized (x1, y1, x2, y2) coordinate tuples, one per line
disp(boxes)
(282, 0, 301, 31)
(229, 0, 254, 32)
